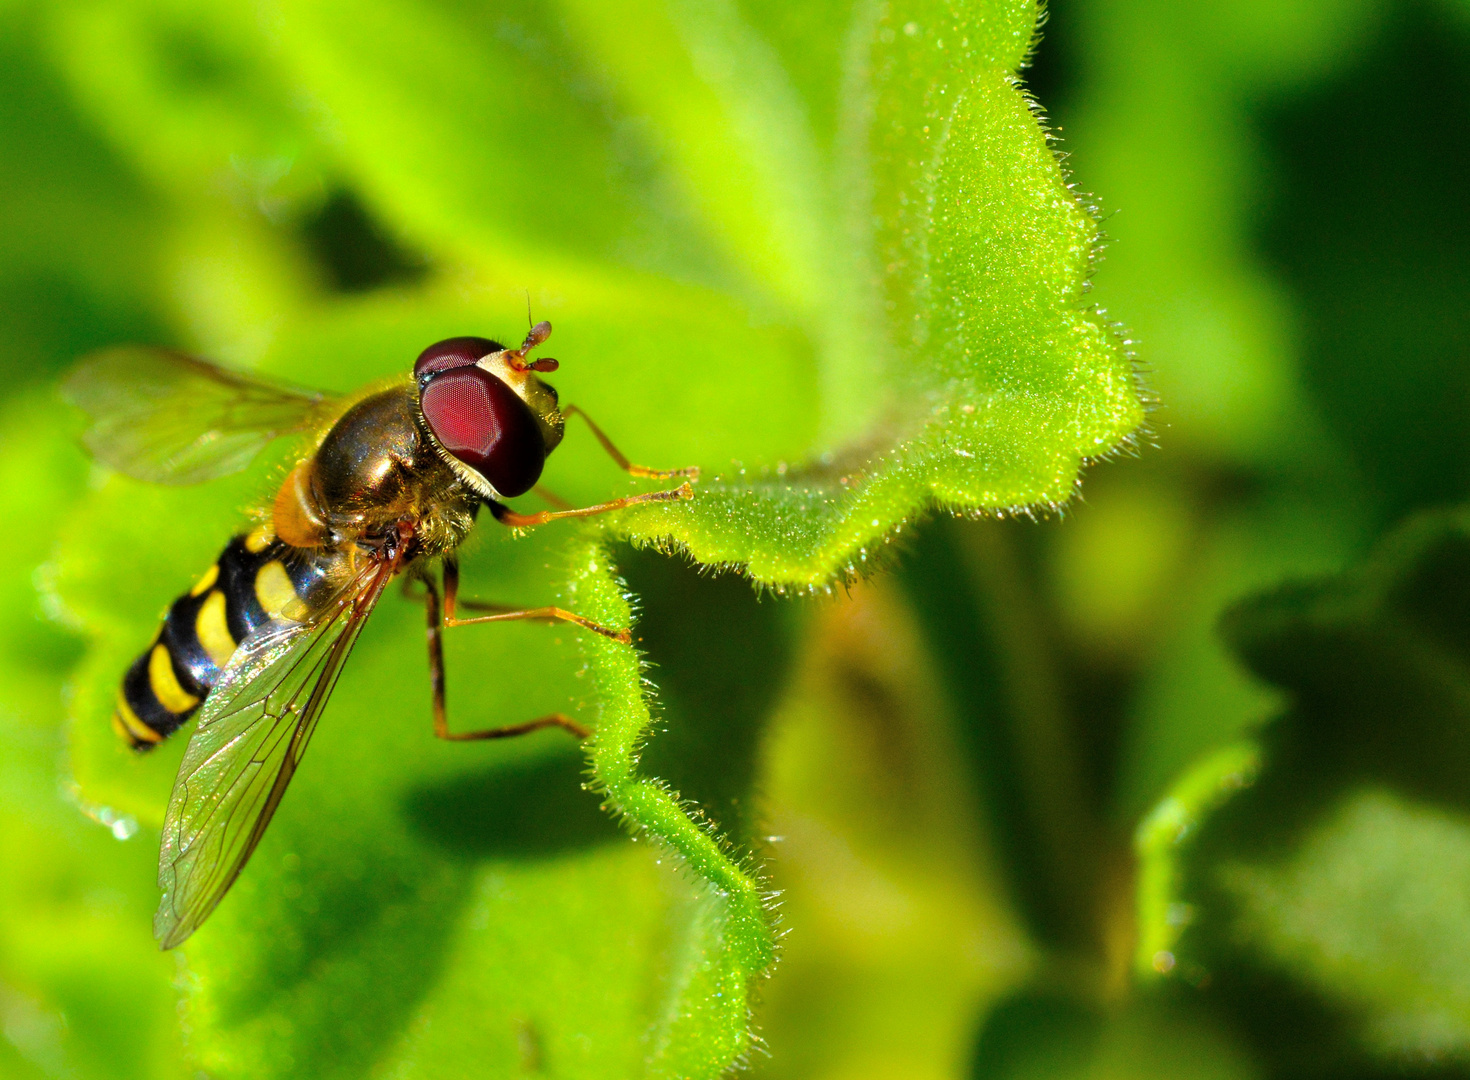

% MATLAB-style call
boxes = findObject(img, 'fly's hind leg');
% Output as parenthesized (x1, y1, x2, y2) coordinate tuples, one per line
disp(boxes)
(421, 558, 615, 742)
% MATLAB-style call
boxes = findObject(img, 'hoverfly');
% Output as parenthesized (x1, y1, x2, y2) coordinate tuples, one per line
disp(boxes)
(63, 324, 695, 949)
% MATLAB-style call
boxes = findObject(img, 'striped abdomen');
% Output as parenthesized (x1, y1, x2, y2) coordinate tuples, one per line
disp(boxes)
(113, 529, 334, 749)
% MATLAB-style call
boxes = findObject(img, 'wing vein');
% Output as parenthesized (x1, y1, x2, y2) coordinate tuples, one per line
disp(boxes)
(154, 554, 397, 948)
(64, 347, 331, 485)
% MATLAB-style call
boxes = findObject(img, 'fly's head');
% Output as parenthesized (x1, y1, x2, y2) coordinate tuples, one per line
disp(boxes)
(412, 322, 566, 500)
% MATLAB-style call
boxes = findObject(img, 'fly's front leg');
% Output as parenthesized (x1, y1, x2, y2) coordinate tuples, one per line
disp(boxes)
(488, 482, 693, 529)
(422, 567, 591, 742)
(532, 484, 574, 511)
(562, 405, 699, 481)
(487, 407, 699, 529)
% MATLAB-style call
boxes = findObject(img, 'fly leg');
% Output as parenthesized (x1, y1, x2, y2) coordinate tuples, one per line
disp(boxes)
(562, 405, 700, 481)
(402, 564, 520, 615)
(488, 482, 693, 528)
(531, 485, 574, 510)
(421, 558, 609, 742)
(494, 407, 696, 527)
(440, 559, 629, 643)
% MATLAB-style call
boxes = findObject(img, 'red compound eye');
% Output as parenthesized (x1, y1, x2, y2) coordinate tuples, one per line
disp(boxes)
(413, 336, 503, 381)
(419, 367, 545, 496)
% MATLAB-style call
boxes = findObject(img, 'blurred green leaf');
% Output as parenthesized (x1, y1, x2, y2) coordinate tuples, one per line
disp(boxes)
(1257, 1, 1470, 527)
(747, 576, 1027, 1080)
(1031, 0, 1382, 831)
(1223, 790, 1470, 1060)
(969, 989, 1257, 1080)
(0, 392, 184, 1080)
(1039, 0, 1380, 462)
(1133, 740, 1260, 975)
(1145, 507, 1470, 1072)
(900, 518, 1103, 954)
(0, 9, 168, 389)
(45, 0, 331, 206)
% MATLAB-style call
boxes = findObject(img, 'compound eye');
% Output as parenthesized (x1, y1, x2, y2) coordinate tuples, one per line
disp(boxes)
(419, 367, 546, 496)
(413, 336, 504, 381)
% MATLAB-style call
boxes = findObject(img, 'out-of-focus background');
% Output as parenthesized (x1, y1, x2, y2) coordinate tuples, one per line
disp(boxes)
(4, 1, 1470, 1078)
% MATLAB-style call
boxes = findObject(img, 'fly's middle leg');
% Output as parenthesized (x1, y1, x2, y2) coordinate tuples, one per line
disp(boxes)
(437, 559, 629, 642)
(420, 558, 612, 742)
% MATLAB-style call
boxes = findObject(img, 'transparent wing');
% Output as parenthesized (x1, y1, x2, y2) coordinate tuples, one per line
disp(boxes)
(153, 555, 398, 949)
(63, 346, 331, 485)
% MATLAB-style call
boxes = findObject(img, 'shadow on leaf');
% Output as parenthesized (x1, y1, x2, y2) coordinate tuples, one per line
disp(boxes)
(618, 545, 796, 847)
(403, 750, 620, 859)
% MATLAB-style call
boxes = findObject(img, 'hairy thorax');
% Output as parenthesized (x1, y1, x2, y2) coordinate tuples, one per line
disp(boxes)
(272, 385, 480, 560)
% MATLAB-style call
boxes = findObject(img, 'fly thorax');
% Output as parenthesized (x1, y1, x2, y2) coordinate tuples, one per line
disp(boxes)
(310, 388, 423, 515)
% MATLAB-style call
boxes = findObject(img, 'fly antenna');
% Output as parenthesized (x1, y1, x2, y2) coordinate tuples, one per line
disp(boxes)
(507, 318, 558, 373)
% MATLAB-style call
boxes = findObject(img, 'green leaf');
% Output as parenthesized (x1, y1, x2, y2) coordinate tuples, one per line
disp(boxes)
(584, 1, 1141, 584)
(1133, 740, 1261, 976)
(43, 0, 1142, 1074)
(45, 0, 331, 205)
(55, 474, 785, 1078)
(969, 990, 1256, 1080)
(0, 393, 184, 1080)
(1142, 507, 1470, 1070)
(258, 0, 1140, 587)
